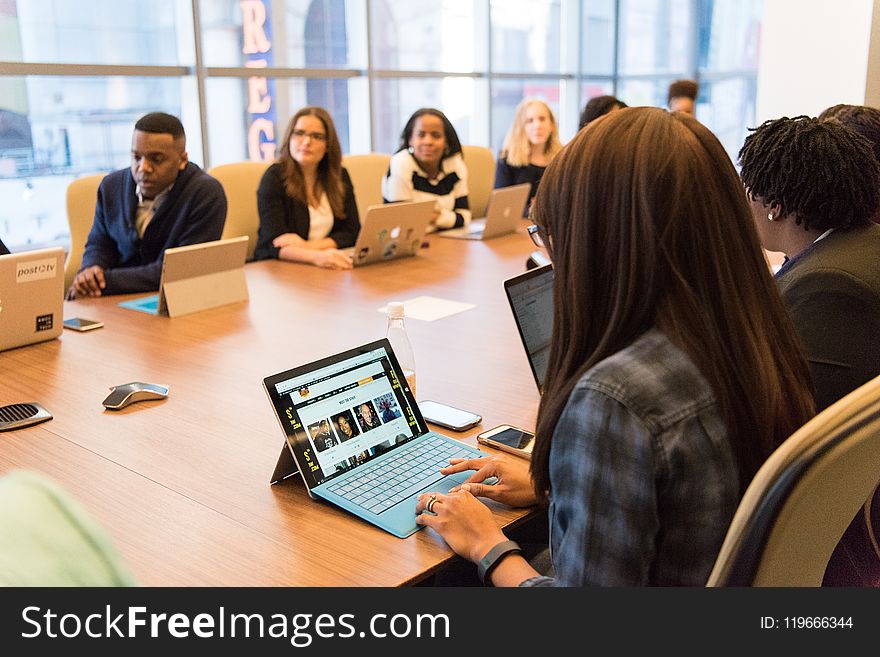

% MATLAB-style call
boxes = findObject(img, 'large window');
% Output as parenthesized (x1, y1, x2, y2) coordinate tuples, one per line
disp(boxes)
(1, 0, 763, 252)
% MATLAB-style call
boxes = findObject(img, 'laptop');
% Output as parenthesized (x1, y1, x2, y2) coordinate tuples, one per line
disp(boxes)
(439, 183, 530, 240)
(344, 200, 435, 267)
(503, 264, 553, 393)
(264, 338, 488, 538)
(119, 236, 249, 317)
(0, 247, 64, 352)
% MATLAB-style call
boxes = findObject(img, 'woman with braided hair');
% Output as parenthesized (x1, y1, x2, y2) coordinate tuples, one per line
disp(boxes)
(739, 115, 880, 412)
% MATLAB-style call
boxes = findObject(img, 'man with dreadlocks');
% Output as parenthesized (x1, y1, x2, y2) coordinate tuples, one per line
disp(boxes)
(740, 116, 880, 588)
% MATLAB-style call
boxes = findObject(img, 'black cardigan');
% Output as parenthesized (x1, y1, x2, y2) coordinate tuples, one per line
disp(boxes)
(254, 163, 360, 260)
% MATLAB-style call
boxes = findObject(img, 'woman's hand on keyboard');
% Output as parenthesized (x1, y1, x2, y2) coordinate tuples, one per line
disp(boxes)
(441, 455, 539, 508)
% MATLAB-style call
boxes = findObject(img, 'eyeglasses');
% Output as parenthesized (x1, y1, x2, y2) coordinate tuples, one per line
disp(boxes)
(291, 129, 327, 142)
(528, 223, 546, 249)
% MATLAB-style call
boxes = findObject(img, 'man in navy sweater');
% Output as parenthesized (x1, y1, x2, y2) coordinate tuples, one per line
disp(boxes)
(68, 112, 226, 298)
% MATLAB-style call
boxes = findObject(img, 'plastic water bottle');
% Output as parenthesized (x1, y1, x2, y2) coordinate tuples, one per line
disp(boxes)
(386, 301, 416, 396)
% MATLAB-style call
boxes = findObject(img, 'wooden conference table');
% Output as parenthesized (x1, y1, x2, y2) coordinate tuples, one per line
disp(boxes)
(0, 227, 543, 586)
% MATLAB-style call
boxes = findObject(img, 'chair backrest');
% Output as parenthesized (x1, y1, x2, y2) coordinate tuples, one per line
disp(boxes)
(342, 152, 391, 221)
(65, 173, 106, 290)
(207, 161, 271, 261)
(707, 374, 880, 586)
(460, 145, 496, 218)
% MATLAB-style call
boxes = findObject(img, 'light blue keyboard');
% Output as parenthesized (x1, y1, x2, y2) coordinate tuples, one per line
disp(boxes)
(326, 435, 474, 515)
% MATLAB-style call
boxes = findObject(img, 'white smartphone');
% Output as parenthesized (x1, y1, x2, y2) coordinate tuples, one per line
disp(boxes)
(63, 317, 104, 332)
(419, 400, 482, 432)
(476, 424, 535, 460)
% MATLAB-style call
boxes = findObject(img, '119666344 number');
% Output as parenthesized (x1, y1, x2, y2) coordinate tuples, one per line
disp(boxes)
(761, 617, 853, 629)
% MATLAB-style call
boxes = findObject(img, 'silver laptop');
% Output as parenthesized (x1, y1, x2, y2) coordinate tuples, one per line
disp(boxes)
(439, 183, 530, 240)
(0, 247, 64, 352)
(344, 200, 435, 267)
(119, 236, 249, 317)
(503, 264, 553, 393)
(264, 338, 488, 538)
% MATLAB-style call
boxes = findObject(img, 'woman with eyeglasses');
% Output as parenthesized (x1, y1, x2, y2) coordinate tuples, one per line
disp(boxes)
(382, 108, 470, 231)
(415, 107, 815, 586)
(254, 107, 359, 269)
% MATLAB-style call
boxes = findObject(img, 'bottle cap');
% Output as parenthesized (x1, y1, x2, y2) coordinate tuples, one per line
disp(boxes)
(387, 301, 405, 319)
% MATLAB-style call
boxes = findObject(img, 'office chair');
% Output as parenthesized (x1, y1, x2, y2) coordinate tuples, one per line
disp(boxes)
(460, 145, 496, 219)
(342, 152, 392, 222)
(707, 374, 880, 586)
(207, 161, 271, 262)
(64, 173, 106, 290)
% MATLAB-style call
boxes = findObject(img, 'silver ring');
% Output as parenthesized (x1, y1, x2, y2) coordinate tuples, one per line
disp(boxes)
(426, 494, 437, 513)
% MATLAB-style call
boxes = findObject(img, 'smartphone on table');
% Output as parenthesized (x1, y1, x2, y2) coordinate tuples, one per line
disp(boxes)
(419, 400, 482, 432)
(63, 317, 104, 332)
(476, 424, 535, 460)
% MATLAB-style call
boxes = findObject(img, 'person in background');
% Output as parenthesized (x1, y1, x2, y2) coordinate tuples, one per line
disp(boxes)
(357, 401, 382, 431)
(667, 79, 699, 115)
(334, 411, 359, 442)
(415, 107, 814, 586)
(69, 112, 226, 298)
(310, 419, 338, 452)
(494, 98, 563, 216)
(254, 107, 359, 270)
(382, 108, 470, 231)
(739, 115, 880, 587)
(818, 104, 880, 223)
(578, 95, 627, 130)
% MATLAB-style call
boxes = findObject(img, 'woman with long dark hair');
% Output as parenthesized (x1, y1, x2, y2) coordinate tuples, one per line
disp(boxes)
(415, 107, 815, 586)
(254, 107, 359, 269)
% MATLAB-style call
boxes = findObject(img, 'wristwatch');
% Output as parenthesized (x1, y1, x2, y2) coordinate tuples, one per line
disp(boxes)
(477, 540, 522, 586)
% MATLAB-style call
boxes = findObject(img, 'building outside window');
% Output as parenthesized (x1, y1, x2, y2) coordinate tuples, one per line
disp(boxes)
(0, 0, 762, 253)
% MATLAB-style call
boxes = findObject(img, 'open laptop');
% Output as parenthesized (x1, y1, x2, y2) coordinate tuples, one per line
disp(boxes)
(0, 247, 64, 352)
(264, 338, 487, 538)
(119, 236, 249, 317)
(439, 183, 530, 240)
(343, 200, 435, 267)
(503, 263, 553, 393)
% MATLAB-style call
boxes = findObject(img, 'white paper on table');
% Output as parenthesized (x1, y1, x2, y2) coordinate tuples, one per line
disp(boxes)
(377, 295, 476, 322)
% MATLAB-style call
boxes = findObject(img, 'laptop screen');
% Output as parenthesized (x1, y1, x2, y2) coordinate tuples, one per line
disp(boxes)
(504, 264, 553, 391)
(264, 340, 426, 488)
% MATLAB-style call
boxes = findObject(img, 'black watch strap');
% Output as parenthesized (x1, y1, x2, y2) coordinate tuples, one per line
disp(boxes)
(477, 540, 522, 586)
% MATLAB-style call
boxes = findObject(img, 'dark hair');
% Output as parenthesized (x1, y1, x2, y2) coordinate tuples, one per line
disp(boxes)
(818, 104, 880, 164)
(134, 112, 185, 141)
(667, 79, 698, 105)
(397, 108, 462, 158)
(278, 106, 347, 218)
(739, 116, 880, 232)
(531, 107, 814, 498)
(578, 95, 628, 130)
